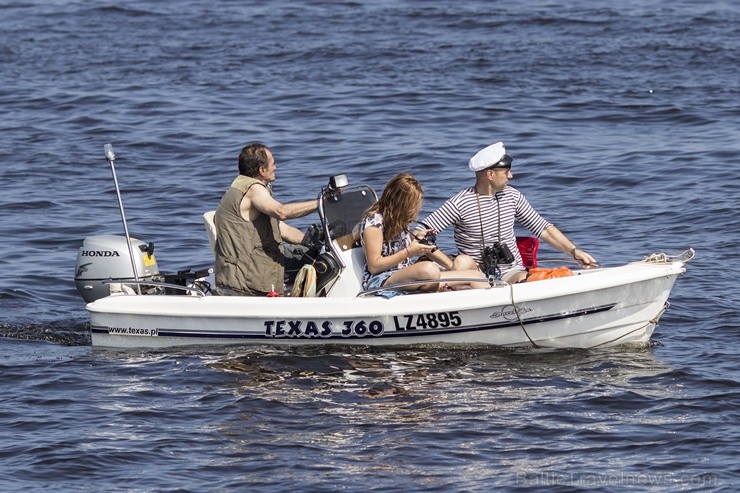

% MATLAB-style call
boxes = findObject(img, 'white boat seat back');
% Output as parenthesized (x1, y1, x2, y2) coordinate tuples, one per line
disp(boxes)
(325, 244, 366, 297)
(203, 210, 217, 258)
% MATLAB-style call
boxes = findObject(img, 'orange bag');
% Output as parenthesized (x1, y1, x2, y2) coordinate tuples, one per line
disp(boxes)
(526, 266, 574, 282)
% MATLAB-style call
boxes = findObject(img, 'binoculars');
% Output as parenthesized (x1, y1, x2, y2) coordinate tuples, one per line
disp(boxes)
(482, 242, 515, 272)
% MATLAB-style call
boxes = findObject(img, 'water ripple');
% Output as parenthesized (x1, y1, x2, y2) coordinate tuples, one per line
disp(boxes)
(0, 0, 738, 491)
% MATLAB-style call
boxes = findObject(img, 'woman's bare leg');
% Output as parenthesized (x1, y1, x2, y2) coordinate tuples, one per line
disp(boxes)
(385, 262, 441, 292)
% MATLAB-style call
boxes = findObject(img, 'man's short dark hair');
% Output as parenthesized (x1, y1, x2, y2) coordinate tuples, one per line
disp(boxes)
(238, 142, 271, 177)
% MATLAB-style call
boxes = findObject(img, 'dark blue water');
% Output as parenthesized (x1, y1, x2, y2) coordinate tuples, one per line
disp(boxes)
(1, 1, 738, 491)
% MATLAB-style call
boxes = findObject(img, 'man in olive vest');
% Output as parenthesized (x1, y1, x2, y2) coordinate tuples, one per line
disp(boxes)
(214, 142, 317, 296)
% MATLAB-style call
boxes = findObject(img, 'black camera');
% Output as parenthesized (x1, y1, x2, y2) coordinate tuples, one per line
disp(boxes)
(418, 230, 436, 246)
(483, 242, 515, 266)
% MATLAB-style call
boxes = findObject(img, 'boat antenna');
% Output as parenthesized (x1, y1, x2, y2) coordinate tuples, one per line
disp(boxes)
(104, 143, 141, 286)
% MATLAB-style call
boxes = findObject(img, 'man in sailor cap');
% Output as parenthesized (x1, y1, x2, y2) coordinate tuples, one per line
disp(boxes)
(421, 142, 597, 283)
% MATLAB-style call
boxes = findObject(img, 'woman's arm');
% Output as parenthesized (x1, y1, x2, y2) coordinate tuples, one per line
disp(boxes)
(362, 227, 436, 275)
(362, 226, 411, 275)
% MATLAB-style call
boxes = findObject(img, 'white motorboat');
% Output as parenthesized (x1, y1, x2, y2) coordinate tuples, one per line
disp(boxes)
(76, 147, 693, 350)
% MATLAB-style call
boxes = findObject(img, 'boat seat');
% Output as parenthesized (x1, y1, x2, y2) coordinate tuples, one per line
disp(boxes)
(516, 236, 539, 270)
(203, 211, 217, 258)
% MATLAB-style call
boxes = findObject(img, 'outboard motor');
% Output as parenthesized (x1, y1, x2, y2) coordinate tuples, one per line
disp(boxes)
(74, 235, 160, 303)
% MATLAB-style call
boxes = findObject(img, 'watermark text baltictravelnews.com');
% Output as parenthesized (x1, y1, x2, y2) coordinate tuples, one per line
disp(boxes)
(516, 472, 718, 487)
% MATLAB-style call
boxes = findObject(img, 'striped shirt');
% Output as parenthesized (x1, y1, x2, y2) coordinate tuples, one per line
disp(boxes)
(421, 186, 551, 271)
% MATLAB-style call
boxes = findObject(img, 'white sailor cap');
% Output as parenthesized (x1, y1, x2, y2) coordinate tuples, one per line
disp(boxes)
(468, 142, 513, 172)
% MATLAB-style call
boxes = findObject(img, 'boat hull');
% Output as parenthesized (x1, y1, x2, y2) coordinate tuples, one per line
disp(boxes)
(87, 260, 685, 350)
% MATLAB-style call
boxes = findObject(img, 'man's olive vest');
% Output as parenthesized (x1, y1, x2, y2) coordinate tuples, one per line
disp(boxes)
(214, 176, 284, 295)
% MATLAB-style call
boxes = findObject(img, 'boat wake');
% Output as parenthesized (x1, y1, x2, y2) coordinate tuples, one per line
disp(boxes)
(0, 320, 91, 347)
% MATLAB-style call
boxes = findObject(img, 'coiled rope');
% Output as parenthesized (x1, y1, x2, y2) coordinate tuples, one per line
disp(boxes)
(644, 252, 669, 263)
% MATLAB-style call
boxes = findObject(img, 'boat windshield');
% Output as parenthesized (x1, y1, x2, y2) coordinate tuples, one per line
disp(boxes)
(321, 185, 377, 242)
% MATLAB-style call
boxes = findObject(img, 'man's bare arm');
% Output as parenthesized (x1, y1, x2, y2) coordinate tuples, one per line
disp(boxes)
(244, 185, 317, 221)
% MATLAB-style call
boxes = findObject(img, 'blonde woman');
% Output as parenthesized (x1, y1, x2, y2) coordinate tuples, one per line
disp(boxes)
(360, 173, 487, 296)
